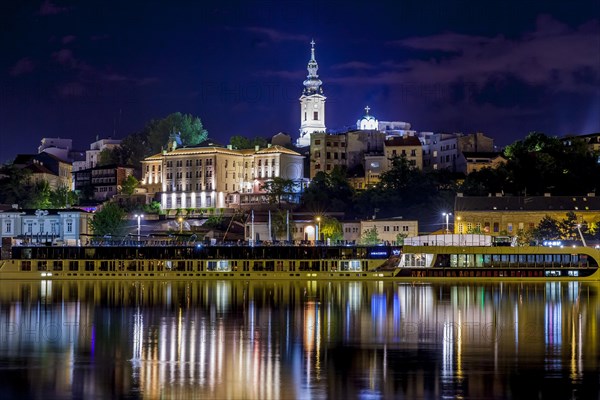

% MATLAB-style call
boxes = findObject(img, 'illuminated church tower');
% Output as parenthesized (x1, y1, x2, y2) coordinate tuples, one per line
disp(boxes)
(297, 40, 326, 147)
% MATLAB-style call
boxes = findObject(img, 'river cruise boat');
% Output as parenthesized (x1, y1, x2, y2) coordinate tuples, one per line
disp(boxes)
(397, 234, 600, 280)
(1, 234, 599, 281)
(0, 244, 400, 280)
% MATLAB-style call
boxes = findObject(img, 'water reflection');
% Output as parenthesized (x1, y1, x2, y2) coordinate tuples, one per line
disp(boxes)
(0, 280, 598, 398)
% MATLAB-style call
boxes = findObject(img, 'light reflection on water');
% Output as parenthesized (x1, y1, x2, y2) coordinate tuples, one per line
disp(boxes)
(0, 280, 597, 399)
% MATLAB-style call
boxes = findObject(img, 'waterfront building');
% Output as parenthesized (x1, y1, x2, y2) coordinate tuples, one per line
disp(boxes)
(141, 143, 304, 211)
(360, 217, 419, 244)
(297, 40, 326, 147)
(0, 208, 91, 249)
(454, 194, 600, 236)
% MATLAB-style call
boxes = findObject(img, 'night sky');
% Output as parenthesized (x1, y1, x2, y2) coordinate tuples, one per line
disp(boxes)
(1, 0, 599, 163)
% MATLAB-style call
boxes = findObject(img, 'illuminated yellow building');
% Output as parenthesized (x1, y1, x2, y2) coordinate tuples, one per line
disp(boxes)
(141, 144, 304, 210)
(454, 194, 600, 236)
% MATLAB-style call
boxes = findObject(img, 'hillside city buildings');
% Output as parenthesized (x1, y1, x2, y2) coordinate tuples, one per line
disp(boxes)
(1, 40, 599, 245)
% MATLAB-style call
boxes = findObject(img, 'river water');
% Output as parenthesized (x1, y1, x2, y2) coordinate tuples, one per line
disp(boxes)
(0, 280, 597, 399)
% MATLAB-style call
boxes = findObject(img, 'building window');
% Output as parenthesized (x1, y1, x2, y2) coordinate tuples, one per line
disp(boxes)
(384, 226, 390, 232)
(402, 226, 409, 232)
(66, 221, 73, 233)
(315, 140, 321, 145)
(313, 111, 318, 120)
(493, 222, 499, 233)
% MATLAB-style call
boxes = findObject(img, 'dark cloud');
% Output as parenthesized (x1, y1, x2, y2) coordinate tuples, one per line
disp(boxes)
(382, 15, 600, 93)
(238, 27, 309, 43)
(61, 35, 76, 44)
(38, 0, 68, 15)
(9, 58, 35, 76)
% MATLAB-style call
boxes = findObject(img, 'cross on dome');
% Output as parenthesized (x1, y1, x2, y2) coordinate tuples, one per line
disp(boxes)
(365, 105, 370, 114)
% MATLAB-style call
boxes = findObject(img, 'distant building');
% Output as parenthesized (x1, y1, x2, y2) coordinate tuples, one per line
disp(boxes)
(562, 132, 600, 154)
(384, 136, 423, 170)
(458, 152, 506, 174)
(72, 137, 122, 172)
(13, 153, 72, 190)
(38, 137, 73, 162)
(73, 164, 135, 201)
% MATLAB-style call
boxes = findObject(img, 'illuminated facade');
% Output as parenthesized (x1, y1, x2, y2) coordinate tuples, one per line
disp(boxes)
(297, 40, 326, 147)
(454, 194, 600, 236)
(141, 145, 304, 210)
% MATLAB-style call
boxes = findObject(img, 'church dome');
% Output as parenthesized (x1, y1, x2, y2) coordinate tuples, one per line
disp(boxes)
(356, 106, 378, 130)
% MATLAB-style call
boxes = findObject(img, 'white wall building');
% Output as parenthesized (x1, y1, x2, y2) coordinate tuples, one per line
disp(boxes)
(0, 208, 92, 247)
(141, 144, 305, 210)
(73, 137, 122, 172)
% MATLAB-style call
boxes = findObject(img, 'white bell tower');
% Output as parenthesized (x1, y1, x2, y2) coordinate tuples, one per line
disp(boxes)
(297, 40, 326, 147)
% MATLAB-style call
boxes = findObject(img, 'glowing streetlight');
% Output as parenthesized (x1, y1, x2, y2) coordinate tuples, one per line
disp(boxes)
(134, 214, 144, 241)
(443, 212, 452, 234)
(316, 216, 321, 244)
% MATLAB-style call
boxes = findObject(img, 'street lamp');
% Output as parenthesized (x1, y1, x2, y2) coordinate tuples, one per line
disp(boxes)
(134, 214, 144, 241)
(316, 216, 321, 244)
(443, 212, 452, 234)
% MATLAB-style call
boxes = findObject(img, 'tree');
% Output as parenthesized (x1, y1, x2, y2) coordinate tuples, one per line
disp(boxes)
(270, 210, 290, 240)
(23, 180, 52, 209)
(90, 202, 127, 237)
(301, 167, 355, 214)
(359, 226, 380, 245)
(320, 216, 343, 243)
(145, 113, 208, 154)
(531, 215, 561, 243)
(0, 163, 32, 205)
(395, 232, 408, 245)
(120, 175, 139, 196)
(49, 185, 79, 208)
(229, 135, 268, 150)
(559, 211, 580, 241)
(261, 177, 296, 207)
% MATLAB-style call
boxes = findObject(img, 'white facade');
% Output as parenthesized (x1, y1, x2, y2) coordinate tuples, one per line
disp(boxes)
(0, 209, 91, 246)
(356, 106, 379, 130)
(38, 137, 73, 162)
(141, 145, 305, 210)
(298, 40, 326, 147)
(360, 218, 419, 244)
(73, 137, 122, 172)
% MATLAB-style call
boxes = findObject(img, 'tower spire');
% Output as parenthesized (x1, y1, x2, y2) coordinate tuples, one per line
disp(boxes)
(303, 40, 322, 95)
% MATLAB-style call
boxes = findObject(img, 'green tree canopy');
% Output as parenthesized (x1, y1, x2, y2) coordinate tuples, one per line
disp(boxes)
(359, 226, 380, 245)
(229, 135, 268, 150)
(261, 177, 297, 207)
(145, 113, 208, 154)
(90, 202, 127, 237)
(120, 175, 139, 196)
(320, 216, 343, 242)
